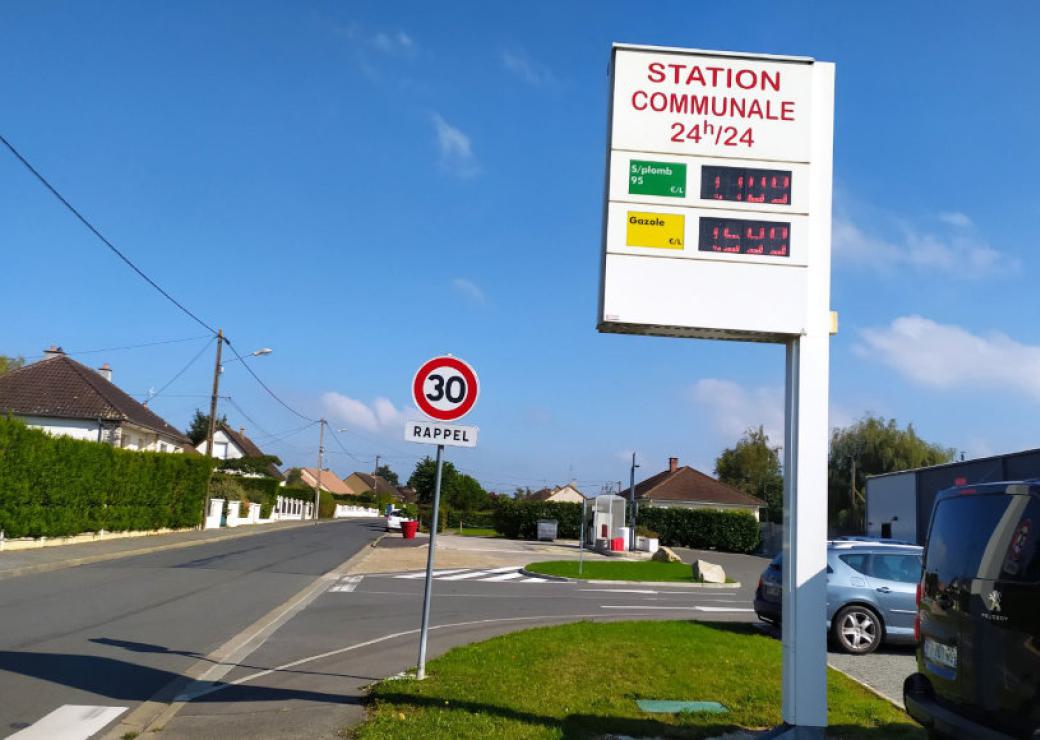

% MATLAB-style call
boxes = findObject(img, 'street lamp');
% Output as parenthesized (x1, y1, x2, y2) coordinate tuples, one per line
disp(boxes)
(220, 347, 273, 373)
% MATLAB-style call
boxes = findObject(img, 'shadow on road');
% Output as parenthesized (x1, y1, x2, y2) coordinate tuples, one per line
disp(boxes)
(0, 649, 370, 704)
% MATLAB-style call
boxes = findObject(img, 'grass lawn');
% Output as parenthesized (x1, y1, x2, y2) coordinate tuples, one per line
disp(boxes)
(354, 620, 922, 739)
(455, 527, 500, 537)
(525, 559, 716, 583)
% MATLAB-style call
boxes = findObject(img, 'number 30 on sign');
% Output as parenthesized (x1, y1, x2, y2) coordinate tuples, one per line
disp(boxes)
(411, 356, 479, 422)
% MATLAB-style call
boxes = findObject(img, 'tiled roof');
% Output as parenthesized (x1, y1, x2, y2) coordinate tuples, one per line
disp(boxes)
(216, 422, 283, 479)
(0, 354, 188, 443)
(301, 467, 352, 494)
(634, 466, 766, 508)
(395, 486, 417, 503)
(352, 472, 397, 495)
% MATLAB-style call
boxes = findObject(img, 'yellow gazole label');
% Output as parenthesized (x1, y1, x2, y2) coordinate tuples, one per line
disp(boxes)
(625, 211, 684, 249)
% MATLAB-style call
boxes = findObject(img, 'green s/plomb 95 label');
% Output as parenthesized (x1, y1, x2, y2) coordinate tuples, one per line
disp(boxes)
(628, 160, 686, 197)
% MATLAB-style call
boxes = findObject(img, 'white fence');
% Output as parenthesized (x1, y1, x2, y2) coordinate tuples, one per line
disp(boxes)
(333, 504, 380, 518)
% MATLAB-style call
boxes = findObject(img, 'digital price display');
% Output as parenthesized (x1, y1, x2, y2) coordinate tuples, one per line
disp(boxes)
(699, 217, 790, 257)
(701, 165, 792, 205)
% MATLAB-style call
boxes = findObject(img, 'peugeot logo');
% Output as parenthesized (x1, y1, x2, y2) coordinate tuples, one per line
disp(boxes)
(986, 590, 1002, 612)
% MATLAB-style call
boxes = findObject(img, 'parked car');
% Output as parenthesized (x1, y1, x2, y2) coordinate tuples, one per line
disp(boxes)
(385, 508, 409, 532)
(754, 539, 923, 654)
(904, 482, 1040, 739)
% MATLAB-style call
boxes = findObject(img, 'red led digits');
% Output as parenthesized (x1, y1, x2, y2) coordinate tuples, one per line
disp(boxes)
(700, 165, 792, 205)
(699, 217, 791, 258)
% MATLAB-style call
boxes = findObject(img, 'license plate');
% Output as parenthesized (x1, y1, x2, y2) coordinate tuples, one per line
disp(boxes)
(923, 637, 958, 669)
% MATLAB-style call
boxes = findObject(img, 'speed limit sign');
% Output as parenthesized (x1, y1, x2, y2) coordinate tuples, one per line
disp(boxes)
(411, 356, 479, 422)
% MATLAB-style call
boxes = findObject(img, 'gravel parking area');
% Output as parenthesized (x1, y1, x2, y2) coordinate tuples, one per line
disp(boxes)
(827, 643, 916, 708)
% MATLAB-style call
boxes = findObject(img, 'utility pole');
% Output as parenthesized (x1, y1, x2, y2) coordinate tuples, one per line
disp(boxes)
(373, 454, 381, 488)
(201, 329, 224, 527)
(313, 418, 326, 523)
(849, 457, 857, 534)
(629, 453, 639, 551)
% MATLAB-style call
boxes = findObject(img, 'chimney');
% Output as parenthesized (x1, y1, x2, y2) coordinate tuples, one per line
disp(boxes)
(43, 345, 65, 357)
(668, 457, 679, 473)
(239, 427, 246, 437)
(97, 363, 112, 382)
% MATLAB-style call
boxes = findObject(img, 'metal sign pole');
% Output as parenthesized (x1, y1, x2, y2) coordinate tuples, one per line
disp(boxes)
(578, 496, 586, 577)
(416, 443, 445, 680)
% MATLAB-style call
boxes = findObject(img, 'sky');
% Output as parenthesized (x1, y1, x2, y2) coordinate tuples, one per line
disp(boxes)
(3, 1, 1040, 494)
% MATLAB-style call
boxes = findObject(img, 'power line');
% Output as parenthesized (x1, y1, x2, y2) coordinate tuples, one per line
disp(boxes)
(224, 396, 275, 440)
(0, 134, 218, 335)
(326, 426, 369, 464)
(223, 339, 317, 423)
(65, 335, 213, 355)
(142, 337, 214, 405)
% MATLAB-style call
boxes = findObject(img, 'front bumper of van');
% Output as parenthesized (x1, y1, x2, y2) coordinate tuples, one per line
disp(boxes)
(903, 673, 1018, 740)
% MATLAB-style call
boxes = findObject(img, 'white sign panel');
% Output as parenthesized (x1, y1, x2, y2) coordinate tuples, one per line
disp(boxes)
(598, 44, 833, 343)
(611, 48, 814, 162)
(405, 421, 478, 448)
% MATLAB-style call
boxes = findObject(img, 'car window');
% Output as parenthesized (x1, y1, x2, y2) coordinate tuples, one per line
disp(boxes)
(926, 493, 1040, 585)
(838, 553, 869, 575)
(869, 553, 921, 583)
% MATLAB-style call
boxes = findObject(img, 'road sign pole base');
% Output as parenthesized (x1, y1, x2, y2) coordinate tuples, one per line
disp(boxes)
(760, 723, 825, 739)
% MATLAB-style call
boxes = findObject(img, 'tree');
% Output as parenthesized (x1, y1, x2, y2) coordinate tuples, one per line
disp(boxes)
(408, 456, 461, 505)
(218, 454, 283, 477)
(829, 415, 955, 532)
(0, 355, 25, 376)
(375, 464, 399, 487)
(187, 409, 228, 446)
(450, 474, 489, 512)
(715, 426, 784, 524)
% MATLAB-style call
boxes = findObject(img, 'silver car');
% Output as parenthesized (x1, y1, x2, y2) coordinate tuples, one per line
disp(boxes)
(753, 540, 923, 654)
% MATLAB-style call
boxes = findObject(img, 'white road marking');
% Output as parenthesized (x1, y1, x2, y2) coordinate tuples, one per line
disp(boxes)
(482, 571, 525, 581)
(580, 588, 659, 594)
(329, 575, 363, 593)
(8, 705, 127, 740)
(396, 569, 469, 579)
(438, 567, 518, 581)
(600, 605, 754, 612)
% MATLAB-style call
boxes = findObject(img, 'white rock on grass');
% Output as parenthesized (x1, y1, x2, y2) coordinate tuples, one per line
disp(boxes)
(650, 546, 682, 563)
(693, 559, 726, 584)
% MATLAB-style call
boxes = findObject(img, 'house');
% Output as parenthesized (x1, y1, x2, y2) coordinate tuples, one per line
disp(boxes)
(298, 467, 353, 494)
(527, 482, 586, 504)
(0, 347, 189, 452)
(195, 422, 282, 479)
(633, 457, 767, 521)
(344, 472, 398, 497)
(395, 485, 418, 503)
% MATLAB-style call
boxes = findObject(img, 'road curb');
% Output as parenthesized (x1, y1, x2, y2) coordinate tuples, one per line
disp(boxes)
(0, 519, 353, 581)
(342, 532, 388, 574)
(517, 567, 741, 588)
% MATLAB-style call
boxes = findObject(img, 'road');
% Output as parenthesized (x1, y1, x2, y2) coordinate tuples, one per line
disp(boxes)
(0, 519, 383, 739)
(150, 563, 758, 738)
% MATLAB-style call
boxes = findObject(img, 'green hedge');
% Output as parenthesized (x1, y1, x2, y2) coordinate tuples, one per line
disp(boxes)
(491, 499, 583, 540)
(446, 510, 495, 529)
(0, 417, 213, 538)
(637, 507, 760, 553)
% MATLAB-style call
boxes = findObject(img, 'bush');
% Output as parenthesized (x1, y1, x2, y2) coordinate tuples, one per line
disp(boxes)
(418, 504, 448, 533)
(491, 499, 583, 540)
(446, 510, 495, 529)
(0, 417, 213, 538)
(637, 507, 760, 553)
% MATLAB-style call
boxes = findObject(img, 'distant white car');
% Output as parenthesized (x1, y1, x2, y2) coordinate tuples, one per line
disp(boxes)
(385, 509, 408, 532)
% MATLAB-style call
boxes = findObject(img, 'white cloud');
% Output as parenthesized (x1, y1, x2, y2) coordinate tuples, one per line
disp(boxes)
(688, 379, 784, 442)
(501, 48, 559, 87)
(321, 392, 411, 433)
(431, 113, 480, 177)
(451, 277, 485, 304)
(938, 211, 973, 228)
(857, 315, 1040, 399)
(372, 30, 415, 55)
(832, 211, 1013, 277)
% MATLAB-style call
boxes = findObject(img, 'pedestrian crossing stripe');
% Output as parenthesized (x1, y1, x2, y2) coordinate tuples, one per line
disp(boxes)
(391, 568, 559, 583)
(329, 575, 363, 592)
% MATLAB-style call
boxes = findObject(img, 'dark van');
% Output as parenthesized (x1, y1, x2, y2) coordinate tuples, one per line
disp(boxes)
(904, 482, 1040, 739)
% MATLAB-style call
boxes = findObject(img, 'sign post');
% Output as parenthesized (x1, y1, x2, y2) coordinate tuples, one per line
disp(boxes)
(599, 44, 834, 735)
(407, 355, 480, 681)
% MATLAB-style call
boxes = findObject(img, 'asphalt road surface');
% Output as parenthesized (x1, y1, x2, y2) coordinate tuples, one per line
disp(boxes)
(151, 565, 757, 738)
(0, 519, 383, 739)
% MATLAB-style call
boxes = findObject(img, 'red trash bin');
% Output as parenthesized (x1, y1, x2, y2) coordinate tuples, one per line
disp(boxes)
(611, 536, 625, 551)
(401, 520, 418, 539)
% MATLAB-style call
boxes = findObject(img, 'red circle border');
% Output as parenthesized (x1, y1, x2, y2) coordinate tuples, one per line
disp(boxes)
(411, 356, 479, 421)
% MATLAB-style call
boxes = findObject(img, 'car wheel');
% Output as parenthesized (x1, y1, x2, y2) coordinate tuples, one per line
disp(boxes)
(832, 605, 882, 655)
